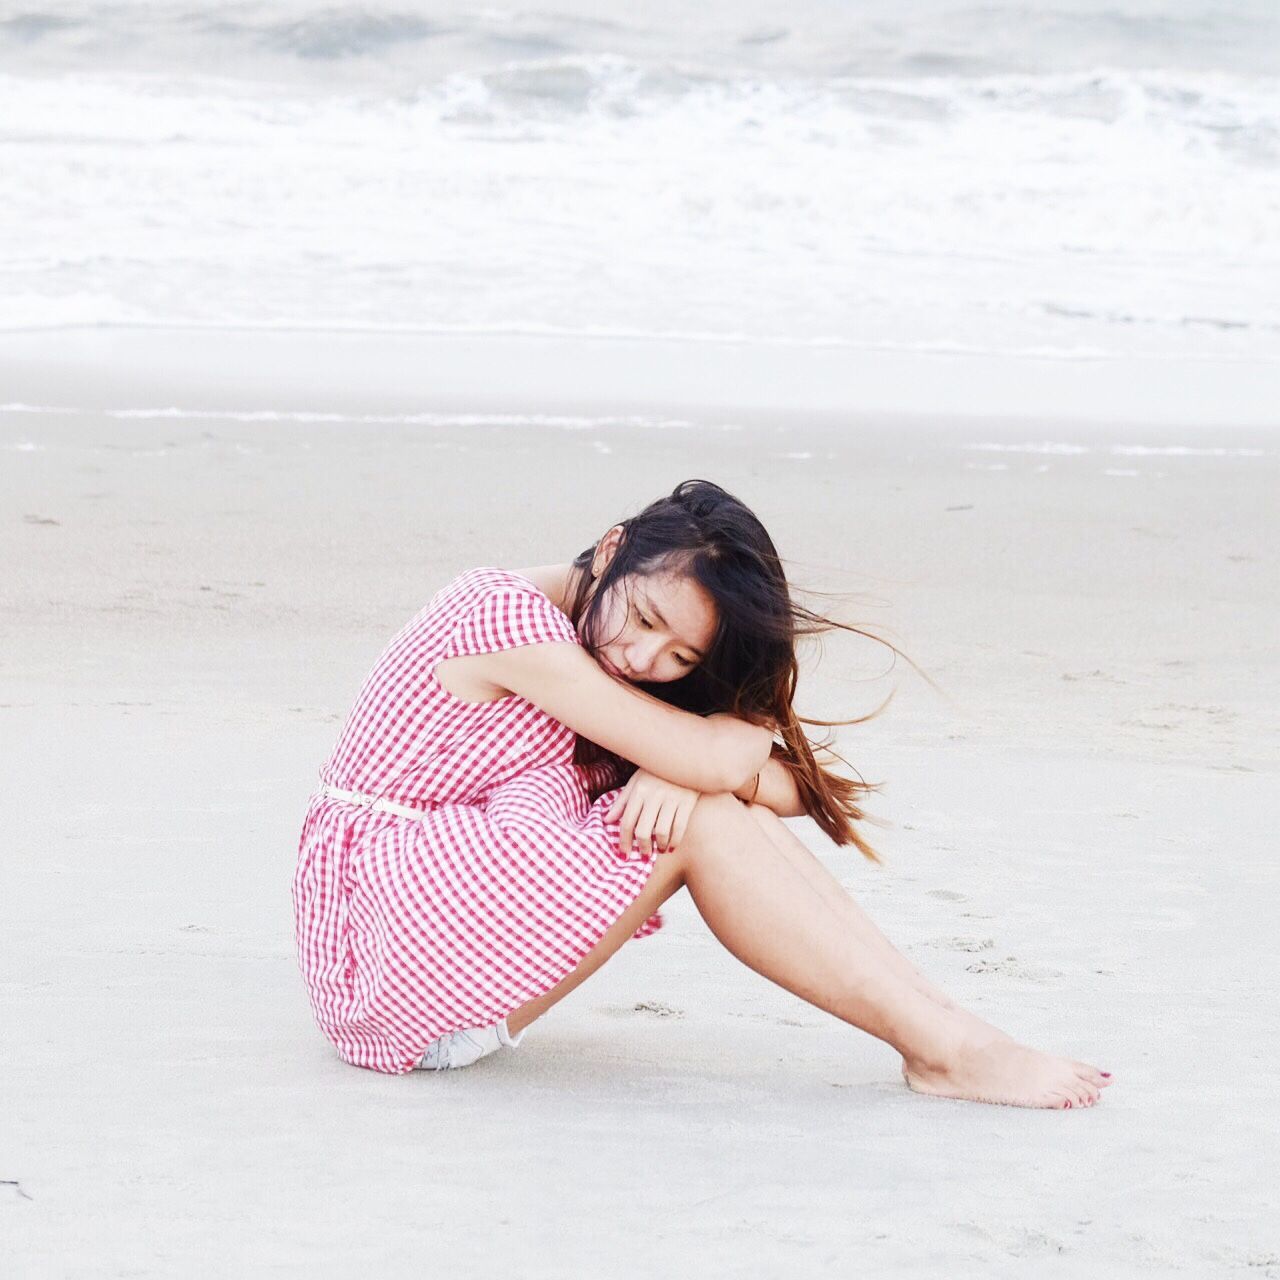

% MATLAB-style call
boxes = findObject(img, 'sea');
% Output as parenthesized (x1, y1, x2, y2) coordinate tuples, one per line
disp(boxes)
(1, 1, 1277, 367)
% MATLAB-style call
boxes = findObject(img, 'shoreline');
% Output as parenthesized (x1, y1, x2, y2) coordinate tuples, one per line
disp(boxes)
(3, 324, 1278, 433)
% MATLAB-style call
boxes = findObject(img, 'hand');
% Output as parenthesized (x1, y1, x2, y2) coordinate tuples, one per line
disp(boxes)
(603, 768, 701, 859)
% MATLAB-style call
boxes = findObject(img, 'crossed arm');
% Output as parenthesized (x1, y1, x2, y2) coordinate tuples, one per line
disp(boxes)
(609, 741, 807, 858)
(728, 749, 807, 818)
(476, 638, 807, 817)
(630, 719, 807, 819)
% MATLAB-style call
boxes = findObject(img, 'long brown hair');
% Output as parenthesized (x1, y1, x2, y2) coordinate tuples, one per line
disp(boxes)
(565, 478, 939, 863)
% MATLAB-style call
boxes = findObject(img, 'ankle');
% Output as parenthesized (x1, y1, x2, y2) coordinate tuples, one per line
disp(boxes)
(902, 1008, 975, 1076)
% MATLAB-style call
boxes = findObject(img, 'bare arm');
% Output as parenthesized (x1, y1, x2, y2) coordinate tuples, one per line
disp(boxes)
(731, 752, 808, 819)
(477, 642, 772, 794)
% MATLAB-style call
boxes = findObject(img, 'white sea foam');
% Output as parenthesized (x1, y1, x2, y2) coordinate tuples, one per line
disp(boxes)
(963, 441, 1273, 456)
(963, 443, 1092, 455)
(0, 401, 722, 431)
(1110, 444, 1268, 456)
(1, 3, 1276, 371)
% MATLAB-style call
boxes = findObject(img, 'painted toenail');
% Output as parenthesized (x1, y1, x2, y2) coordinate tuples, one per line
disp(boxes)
(1101, 1071, 1111, 1077)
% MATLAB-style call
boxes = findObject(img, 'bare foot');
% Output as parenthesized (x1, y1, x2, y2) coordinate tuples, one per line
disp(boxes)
(899, 993, 1026, 1082)
(902, 1029, 1112, 1109)
(955, 1009, 1015, 1051)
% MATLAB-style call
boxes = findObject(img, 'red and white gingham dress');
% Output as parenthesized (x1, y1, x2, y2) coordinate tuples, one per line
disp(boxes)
(292, 566, 663, 1074)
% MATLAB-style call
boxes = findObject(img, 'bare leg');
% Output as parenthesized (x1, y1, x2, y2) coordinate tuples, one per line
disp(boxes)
(742, 806, 1119, 1093)
(509, 793, 1107, 1108)
(742, 804, 963, 1006)
(742, 807, 1115, 1099)
(732, 804, 1104, 1101)
(505, 837, 692, 1038)
(740, 806, 1031, 1047)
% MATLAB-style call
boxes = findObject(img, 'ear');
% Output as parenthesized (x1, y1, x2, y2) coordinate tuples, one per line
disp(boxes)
(592, 524, 626, 576)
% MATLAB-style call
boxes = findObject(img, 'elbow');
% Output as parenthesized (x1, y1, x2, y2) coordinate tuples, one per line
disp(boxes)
(712, 720, 774, 793)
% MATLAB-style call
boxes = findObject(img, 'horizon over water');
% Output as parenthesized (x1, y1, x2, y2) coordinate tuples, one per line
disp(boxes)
(1, 1, 1278, 375)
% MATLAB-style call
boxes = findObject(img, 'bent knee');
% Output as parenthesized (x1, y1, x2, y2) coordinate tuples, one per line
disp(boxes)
(692, 790, 744, 818)
(681, 790, 751, 848)
(745, 801, 784, 829)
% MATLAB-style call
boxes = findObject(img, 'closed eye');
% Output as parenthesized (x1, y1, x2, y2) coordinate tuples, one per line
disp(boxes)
(636, 608, 696, 667)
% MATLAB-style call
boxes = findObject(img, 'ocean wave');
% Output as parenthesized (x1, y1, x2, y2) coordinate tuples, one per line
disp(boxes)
(0, 312, 1172, 361)
(4, 2, 1278, 81)
(1, 8, 1277, 359)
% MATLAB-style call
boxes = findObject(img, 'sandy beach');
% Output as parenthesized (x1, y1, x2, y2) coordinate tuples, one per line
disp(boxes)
(2, 326, 1277, 1276)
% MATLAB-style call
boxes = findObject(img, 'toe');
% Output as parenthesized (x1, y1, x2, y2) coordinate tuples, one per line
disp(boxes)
(1075, 1072, 1103, 1103)
(1074, 1060, 1110, 1087)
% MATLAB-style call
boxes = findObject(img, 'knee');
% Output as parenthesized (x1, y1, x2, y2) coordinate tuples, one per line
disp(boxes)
(745, 802, 784, 830)
(693, 790, 745, 818)
(681, 791, 751, 849)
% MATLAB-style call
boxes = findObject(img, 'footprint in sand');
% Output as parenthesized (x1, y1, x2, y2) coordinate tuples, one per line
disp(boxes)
(925, 889, 968, 902)
(599, 1001, 683, 1019)
(727, 1010, 819, 1027)
(925, 936, 994, 953)
(633, 1001, 684, 1018)
(1157, 702, 1237, 721)
(965, 957, 1062, 983)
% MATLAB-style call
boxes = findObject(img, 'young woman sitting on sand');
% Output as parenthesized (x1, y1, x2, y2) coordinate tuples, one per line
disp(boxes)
(293, 478, 1111, 1108)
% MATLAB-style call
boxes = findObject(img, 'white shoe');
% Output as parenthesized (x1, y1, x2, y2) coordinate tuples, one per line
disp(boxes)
(416, 1018, 525, 1071)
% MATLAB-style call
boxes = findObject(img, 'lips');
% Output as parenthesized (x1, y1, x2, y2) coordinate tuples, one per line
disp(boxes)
(601, 657, 627, 679)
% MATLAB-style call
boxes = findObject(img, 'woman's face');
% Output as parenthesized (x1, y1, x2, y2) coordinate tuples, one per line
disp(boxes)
(590, 568, 717, 685)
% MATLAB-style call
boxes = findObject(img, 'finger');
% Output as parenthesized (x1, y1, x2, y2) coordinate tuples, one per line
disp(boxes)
(653, 799, 678, 854)
(643, 793, 671, 858)
(627, 799, 653, 860)
(618, 798, 637, 857)
(605, 783, 630, 823)
(670, 804, 695, 852)
(634, 812, 655, 859)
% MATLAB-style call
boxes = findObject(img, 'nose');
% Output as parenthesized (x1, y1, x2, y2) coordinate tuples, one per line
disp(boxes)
(626, 639, 665, 679)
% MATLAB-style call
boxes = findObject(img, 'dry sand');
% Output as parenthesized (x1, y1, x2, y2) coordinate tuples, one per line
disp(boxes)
(2, 329, 1278, 1277)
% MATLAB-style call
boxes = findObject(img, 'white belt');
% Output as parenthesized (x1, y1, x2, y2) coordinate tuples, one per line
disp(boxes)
(317, 783, 431, 822)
